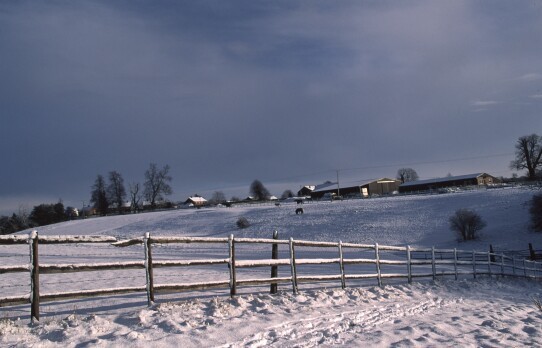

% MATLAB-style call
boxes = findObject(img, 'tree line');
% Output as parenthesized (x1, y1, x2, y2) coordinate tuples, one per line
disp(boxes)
(1, 134, 540, 235)
(90, 163, 172, 215)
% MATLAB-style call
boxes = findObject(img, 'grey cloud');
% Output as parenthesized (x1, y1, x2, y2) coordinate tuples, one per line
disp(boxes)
(1, 1, 542, 214)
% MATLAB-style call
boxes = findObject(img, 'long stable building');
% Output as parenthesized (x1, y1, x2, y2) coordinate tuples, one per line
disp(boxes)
(310, 178, 401, 199)
(398, 173, 501, 193)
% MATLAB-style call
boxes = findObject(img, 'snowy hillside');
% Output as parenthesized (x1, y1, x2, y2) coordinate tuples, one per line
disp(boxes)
(18, 186, 542, 250)
(1, 187, 542, 347)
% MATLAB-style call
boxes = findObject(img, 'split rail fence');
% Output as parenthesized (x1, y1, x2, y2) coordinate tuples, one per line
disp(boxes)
(1, 231, 541, 322)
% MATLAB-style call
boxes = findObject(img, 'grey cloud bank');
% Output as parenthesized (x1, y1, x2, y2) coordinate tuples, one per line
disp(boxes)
(1, 1, 542, 214)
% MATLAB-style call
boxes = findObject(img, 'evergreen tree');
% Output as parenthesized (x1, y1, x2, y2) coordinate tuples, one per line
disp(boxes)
(91, 174, 109, 215)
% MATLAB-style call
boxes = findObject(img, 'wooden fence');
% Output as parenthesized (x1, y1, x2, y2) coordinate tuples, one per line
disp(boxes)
(1, 231, 541, 323)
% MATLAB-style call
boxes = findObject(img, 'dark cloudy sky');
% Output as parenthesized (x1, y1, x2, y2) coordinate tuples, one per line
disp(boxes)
(1, 0, 542, 214)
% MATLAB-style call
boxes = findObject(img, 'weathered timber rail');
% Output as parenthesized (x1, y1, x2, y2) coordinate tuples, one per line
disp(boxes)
(1, 231, 541, 323)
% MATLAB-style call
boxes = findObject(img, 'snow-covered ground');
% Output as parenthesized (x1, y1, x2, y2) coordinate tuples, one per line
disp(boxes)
(1, 187, 542, 347)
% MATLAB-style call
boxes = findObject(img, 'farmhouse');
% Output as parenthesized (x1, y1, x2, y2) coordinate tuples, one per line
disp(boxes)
(398, 173, 501, 193)
(311, 178, 401, 199)
(184, 195, 208, 207)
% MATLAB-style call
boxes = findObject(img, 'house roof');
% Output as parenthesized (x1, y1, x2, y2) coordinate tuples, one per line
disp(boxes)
(186, 196, 207, 203)
(399, 173, 487, 187)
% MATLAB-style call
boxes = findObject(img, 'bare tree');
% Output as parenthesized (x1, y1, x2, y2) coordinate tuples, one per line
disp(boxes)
(510, 134, 542, 181)
(107, 171, 126, 214)
(144, 163, 173, 209)
(281, 189, 295, 199)
(90, 175, 109, 216)
(449, 209, 486, 241)
(397, 168, 419, 184)
(209, 191, 226, 205)
(250, 180, 271, 201)
(129, 182, 142, 213)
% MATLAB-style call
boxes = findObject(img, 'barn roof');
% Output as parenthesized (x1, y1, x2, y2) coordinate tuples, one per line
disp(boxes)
(312, 178, 399, 193)
(399, 173, 486, 187)
(312, 182, 338, 193)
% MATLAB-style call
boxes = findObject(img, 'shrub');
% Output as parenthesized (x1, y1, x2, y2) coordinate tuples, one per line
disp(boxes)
(449, 209, 486, 241)
(236, 217, 250, 229)
(530, 194, 542, 232)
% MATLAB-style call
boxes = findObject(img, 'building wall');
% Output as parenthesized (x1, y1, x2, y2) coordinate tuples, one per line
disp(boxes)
(398, 174, 500, 193)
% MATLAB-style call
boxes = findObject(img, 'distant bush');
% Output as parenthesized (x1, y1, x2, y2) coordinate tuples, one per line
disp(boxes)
(530, 194, 542, 232)
(449, 209, 486, 241)
(236, 217, 250, 229)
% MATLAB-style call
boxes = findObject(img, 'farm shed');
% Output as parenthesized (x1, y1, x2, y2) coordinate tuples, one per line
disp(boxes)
(310, 178, 401, 199)
(398, 173, 501, 193)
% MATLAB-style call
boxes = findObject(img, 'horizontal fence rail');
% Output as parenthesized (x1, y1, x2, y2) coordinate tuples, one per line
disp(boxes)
(0, 231, 541, 322)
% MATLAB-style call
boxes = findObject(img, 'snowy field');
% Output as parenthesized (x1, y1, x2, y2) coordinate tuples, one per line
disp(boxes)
(1, 187, 542, 347)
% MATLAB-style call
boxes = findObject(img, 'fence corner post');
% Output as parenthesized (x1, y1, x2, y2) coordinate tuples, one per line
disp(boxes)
(229, 234, 237, 297)
(270, 230, 279, 294)
(529, 243, 536, 261)
(29, 230, 40, 323)
(144, 232, 155, 306)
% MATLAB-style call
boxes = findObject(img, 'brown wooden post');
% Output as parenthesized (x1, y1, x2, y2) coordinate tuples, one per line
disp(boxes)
(228, 234, 237, 297)
(489, 244, 495, 263)
(144, 232, 155, 306)
(375, 243, 382, 287)
(289, 237, 298, 294)
(406, 245, 412, 284)
(270, 230, 278, 294)
(29, 230, 40, 323)
(431, 247, 436, 280)
(472, 250, 477, 279)
(338, 241, 346, 289)
(529, 243, 536, 261)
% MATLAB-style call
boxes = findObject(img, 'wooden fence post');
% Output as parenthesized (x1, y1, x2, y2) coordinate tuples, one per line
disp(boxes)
(487, 251, 492, 277)
(431, 247, 436, 280)
(270, 230, 279, 294)
(144, 232, 155, 306)
(453, 248, 458, 281)
(501, 253, 504, 277)
(375, 243, 382, 287)
(29, 230, 39, 323)
(228, 234, 237, 297)
(472, 251, 477, 279)
(529, 243, 536, 261)
(489, 244, 495, 263)
(338, 241, 346, 289)
(289, 238, 298, 294)
(406, 245, 412, 284)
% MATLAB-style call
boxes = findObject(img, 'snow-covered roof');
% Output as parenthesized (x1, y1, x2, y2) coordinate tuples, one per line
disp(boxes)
(301, 185, 315, 191)
(186, 196, 207, 203)
(312, 182, 338, 193)
(399, 173, 486, 187)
